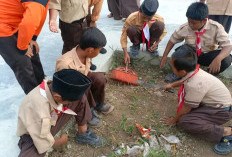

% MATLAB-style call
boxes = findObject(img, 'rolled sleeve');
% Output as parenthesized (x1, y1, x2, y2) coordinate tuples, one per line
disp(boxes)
(216, 25, 232, 48)
(159, 27, 167, 41)
(27, 118, 54, 154)
(90, 0, 103, 22)
(170, 30, 185, 44)
(55, 58, 69, 72)
(120, 20, 131, 48)
(49, 0, 61, 10)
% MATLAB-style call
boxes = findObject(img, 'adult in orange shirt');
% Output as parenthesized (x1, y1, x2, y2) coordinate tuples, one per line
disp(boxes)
(0, 0, 49, 94)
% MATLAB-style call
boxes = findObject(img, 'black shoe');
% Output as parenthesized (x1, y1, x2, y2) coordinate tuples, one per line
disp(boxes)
(76, 128, 106, 147)
(100, 48, 107, 54)
(96, 103, 114, 115)
(165, 73, 181, 83)
(90, 63, 97, 71)
(214, 135, 232, 155)
(129, 44, 140, 58)
(88, 108, 101, 127)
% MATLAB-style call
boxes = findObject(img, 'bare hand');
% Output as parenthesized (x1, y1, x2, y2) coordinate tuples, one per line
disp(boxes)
(148, 44, 157, 52)
(60, 134, 68, 145)
(49, 20, 59, 33)
(124, 53, 131, 64)
(208, 58, 221, 74)
(161, 117, 177, 126)
(30, 40, 39, 54)
(90, 21, 96, 27)
(25, 46, 33, 58)
(160, 56, 167, 69)
(164, 83, 173, 91)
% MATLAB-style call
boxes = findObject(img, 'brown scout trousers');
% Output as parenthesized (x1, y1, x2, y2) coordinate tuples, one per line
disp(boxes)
(178, 106, 232, 143)
(126, 21, 165, 46)
(18, 72, 106, 156)
(59, 19, 87, 55)
(107, 0, 139, 19)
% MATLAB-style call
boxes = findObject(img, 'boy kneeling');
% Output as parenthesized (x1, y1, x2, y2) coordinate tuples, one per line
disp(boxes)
(17, 69, 103, 157)
(163, 45, 232, 155)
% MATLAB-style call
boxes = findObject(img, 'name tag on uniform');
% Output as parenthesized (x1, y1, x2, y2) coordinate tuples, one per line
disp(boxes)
(185, 33, 195, 39)
(185, 36, 195, 39)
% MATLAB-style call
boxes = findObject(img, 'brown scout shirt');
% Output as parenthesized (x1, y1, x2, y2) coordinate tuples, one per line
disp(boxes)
(88, 0, 104, 22)
(206, 0, 232, 16)
(56, 47, 91, 76)
(49, 0, 88, 23)
(17, 80, 59, 154)
(183, 69, 232, 108)
(170, 19, 232, 53)
(120, 11, 167, 48)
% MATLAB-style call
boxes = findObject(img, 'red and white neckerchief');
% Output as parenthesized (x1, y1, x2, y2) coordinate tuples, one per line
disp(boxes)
(138, 12, 156, 51)
(39, 81, 77, 117)
(195, 29, 206, 57)
(177, 64, 200, 113)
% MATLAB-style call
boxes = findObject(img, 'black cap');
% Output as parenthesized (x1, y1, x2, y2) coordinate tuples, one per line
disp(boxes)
(140, 0, 159, 17)
(52, 69, 91, 101)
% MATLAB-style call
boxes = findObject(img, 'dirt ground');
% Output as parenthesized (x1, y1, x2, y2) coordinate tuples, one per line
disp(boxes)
(49, 51, 232, 157)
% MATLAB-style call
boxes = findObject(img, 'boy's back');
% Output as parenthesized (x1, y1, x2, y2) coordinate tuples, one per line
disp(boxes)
(17, 81, 58, 154)
(184, 68, 232, 108)
(56, 47, 91, 76)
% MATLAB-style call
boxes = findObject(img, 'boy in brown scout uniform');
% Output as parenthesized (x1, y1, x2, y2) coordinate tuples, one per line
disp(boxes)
(121, 0, 167, 64)
(17, 69, 105, 157)
(163, 45, 232, 155)
(55, 27, 114, 131)
(160, 2, 232, 82)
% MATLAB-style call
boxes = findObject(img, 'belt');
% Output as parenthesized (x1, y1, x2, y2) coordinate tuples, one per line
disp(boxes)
(72, 17, 86, 24)
(224, 106, 232, 111)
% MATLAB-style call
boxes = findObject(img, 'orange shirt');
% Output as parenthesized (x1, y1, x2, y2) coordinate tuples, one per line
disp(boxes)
(0, 0, 49, 52)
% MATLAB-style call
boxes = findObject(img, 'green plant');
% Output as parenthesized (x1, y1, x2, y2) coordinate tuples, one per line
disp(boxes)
(107, 151, 118, 157)
(117, 114, 135, 135)
(146, 148, 167, 157)
(129, 96, 138, 112)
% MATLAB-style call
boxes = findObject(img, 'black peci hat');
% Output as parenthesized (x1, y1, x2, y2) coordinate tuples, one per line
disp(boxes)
(52, 69, 91, 101)
(140, 0, 159, 17)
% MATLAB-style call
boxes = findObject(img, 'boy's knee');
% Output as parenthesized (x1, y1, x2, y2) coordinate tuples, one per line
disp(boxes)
(126, 26, 140, 36)
(94, 73, 107, 86)
(150, 21, 165, 32)
(220, 55, 232, 73)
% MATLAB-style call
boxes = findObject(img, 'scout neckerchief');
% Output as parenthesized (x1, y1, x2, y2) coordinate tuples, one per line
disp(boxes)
(177, 64, 200, 113)
(195, 29, 206, 57)
(138, 12, 156, 51)
(39, 80, 77, 117)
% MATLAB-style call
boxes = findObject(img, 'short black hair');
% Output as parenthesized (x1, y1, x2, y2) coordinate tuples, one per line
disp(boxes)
(171, 45, 197, 72)
(186, 2, 208, 21)
(79, 27, 107, 50)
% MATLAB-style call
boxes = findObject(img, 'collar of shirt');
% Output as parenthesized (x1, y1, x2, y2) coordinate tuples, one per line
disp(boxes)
(72, 46, 91, 75)
(200, 19, 210, 31)
(181, 69, 201, 82)
(44, 80, 59, 110)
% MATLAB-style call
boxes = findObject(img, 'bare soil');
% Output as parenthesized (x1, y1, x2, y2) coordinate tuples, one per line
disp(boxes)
(49, 51, 232, 157)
